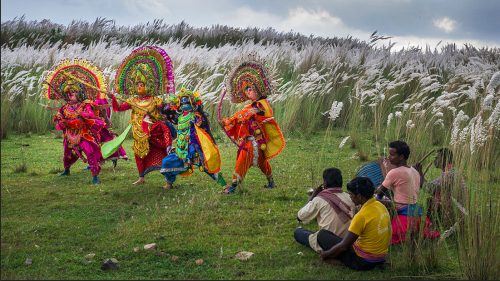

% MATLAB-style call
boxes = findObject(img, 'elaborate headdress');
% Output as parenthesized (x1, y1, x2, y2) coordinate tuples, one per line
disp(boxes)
(226, 60, 273, 103)
(43, 58, 106, 101)
(168, 86, 202, 111)
(115, 46, 175, 97)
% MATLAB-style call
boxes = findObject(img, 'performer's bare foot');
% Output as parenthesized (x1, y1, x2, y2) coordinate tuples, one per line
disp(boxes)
(222, 184, 236, 194)
(133, 177, 145, 185)
(163, 182, 173, 191)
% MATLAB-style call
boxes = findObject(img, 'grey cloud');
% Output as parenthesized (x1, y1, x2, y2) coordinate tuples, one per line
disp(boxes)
(2, 0, 499, 46)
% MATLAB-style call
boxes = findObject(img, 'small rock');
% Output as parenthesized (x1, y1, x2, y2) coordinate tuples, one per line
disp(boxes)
(133, 247, 140, 253)
(235, 251, 254, 261)
(144, 243, 157, 251)
(85, 253, 96, 259)
(34, 245, 40, 249)
(171, 255, 179, 262)
(297, 252, 303, 256)
(195, 259, 204, 265)
(25, 258, 32, 266)
(101, 258, 119, 270)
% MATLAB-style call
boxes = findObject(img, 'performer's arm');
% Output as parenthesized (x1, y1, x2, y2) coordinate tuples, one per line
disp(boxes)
(110, 95, 130, 112)
(376, 171, 395, 207)
(54, 112, 66, 131)
(224, 106, 257, 125)
(81, 103, 98, 119)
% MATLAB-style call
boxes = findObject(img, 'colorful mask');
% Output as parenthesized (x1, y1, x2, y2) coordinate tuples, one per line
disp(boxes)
(226, 61, 273, 103)
(43, 58, 106, 101)
(115, 46, 175, 97)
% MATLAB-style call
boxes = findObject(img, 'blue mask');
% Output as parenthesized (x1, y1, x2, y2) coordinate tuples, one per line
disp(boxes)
(181, 103, 193, 111)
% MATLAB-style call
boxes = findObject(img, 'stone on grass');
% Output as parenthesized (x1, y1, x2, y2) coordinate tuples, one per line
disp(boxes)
(144, 243, 157, 251)
(171, 255, 179, 262)
(195, 259, 204, 265)
(101, 258, 119, 270)
(25, 258, 32, 266)
(235, 251, 254, 261)
(85, 253, 96, 259)
(133, 247, 140, 253)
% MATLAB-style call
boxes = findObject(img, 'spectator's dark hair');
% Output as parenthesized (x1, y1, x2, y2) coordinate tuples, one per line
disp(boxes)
(323, 168, 342, 188)
(436, 148, 453, 164)
(347, 177, 375, 198)
(389, 140, 410, 160)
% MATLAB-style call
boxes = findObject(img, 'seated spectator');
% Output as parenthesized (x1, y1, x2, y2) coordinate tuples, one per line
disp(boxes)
(376, 140, 439, 244)
(319, 177, 391, 271)
(419, 148, 467, 228)
(294, 168, 355, 253)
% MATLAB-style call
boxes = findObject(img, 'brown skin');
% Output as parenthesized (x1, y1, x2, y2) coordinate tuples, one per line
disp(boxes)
(308, 184, 325, 202)
(244, 85, 258, 101)
(106, 82, 146, 98)
(375, 147, 408, 204)
(244, 86, 261, 115)
(67, 91, 78, 105)
(433, 151, 452, 172)
(136, 82, 147, 96)
(319, 191, 368, 260)
(308, 178, 343, 202)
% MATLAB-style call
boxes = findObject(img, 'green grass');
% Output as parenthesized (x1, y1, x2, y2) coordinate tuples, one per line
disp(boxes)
(1, 131, 461, 279)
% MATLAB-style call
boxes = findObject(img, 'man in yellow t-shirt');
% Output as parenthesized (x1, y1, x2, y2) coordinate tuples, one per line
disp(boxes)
(319, 177, 391, 270)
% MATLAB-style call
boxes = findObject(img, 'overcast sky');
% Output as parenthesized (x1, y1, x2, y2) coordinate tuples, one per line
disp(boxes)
(2, 0, 499, 50)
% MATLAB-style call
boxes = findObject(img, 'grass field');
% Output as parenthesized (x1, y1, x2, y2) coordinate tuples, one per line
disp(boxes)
(0, 130, 461, 280)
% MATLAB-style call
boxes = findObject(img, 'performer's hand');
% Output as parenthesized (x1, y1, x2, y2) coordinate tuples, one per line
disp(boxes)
(249, 108, 260, 115)
(58, 120, 67, 128)
(166, 145, 173, 155)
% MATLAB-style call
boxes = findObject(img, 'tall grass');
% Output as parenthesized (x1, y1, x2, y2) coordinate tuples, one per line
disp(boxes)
(450, 108, 500, 280)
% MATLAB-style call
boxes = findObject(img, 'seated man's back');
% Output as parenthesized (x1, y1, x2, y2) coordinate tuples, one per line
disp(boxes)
(294, 167, 355, 253)
(298, 190, 355, 252)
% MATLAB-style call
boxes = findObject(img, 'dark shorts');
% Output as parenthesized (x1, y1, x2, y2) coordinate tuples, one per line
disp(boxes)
(317, 229, 384, 271)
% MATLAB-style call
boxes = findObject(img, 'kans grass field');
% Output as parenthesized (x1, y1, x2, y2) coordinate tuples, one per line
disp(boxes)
(1, 18, 499, 279)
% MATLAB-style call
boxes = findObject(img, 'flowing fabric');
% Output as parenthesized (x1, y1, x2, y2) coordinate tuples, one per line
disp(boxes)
(391, 205, 440, 245)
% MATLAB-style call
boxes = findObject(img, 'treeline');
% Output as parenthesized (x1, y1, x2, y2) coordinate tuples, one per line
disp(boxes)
(1, 16, 370, 50)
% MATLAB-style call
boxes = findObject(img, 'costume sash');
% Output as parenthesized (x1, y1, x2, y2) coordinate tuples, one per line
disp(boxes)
(101, 124, 132, 159)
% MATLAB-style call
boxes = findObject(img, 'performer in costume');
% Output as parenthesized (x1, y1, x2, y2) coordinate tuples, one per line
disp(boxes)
(160, 87, 227, 190)
(220, 61, 285, 194)
(108, 46, 175, 185)
(43, 59, 110, 185)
